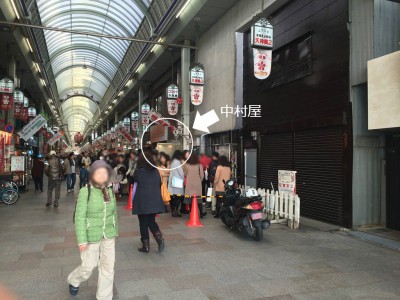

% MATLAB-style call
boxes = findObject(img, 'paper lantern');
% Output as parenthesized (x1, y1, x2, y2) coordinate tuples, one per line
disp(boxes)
(0, 77, 14, 93)
(190, 86, 204, 106)
(14, 104, 22, 118)
(23, 96, 29, 108)
(13, 89, 24, 104)
(166, 84, 179, 99)
(20, 107, 29, 122)
(0, 94, 13, 110)
(141, 104, 150, 115)
(28, 107, 37, 117)
(131, 119, 139, 130)
(167, 99, 178, 115)
(141, 114, 149, 126)
(131, 111, 139, 120)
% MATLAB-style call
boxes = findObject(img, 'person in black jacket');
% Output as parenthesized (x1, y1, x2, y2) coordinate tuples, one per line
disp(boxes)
(132, 151, 165, 253)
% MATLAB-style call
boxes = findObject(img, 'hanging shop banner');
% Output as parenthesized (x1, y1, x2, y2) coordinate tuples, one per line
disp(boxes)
(20, 108, 29, 122)
(190, 65, 205, 85)
(148, 110, 175, 132)
(167, 99, 178, 115)
(166, 84, 179, 99)
(278, 170, 297, 195)
(251, 18, 273, 50)
(13, 89, 24, 104)
(0, 94, 13, 110)
(48, 130, 65, 146)
(141, 114, 150, 126)
(141, 104, 151, 115)
(18, 112, 49, 141)
(253, 48, 272, 80)
(0, 77, 14, 93)
(190, 85, 204, 106)
(0, 136, 4, 173)
(131, 119, 139, 131)
(118, 126, 134, 143)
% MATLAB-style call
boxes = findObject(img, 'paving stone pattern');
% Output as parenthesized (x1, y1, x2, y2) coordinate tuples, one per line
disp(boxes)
(0, 181, 400, 300)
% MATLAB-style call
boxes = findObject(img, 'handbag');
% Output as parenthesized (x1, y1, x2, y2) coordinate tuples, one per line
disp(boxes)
(171, 176, 184, 189)
(161, 179, 171, 204)
(206, 187, 214, 203)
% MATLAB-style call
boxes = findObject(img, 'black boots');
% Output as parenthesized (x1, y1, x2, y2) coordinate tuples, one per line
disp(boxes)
(172, 207, 182, 217)
(138, 234, 165, 253)
(153, 231, 165, 253)
(138, 239, 150, 253)
(214, 202, 221, 218)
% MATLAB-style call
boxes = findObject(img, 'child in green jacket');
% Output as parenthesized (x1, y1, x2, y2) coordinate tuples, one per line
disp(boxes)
(68, 160, 118, 300)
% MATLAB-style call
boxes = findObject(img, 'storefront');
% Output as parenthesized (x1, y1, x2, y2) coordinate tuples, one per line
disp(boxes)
(242, 0, 352, 227)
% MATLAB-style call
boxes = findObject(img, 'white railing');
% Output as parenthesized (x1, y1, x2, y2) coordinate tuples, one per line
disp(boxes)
(239, 186, 300, 229)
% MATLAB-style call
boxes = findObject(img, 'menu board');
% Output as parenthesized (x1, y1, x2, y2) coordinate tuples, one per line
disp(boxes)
(11, 156, 26, 172)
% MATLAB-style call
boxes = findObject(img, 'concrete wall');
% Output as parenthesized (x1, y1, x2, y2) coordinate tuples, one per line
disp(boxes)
(192, 0, 288, 135)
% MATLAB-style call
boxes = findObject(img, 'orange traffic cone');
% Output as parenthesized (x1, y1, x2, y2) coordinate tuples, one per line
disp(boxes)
(186, 194, 203, 227)
(124, 184, 133, 210)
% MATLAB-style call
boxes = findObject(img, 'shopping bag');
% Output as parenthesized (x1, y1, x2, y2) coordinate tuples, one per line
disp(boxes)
(206, 187, 214, 203)
(171, 176, 184, 188)
(161, 179, 171, 204)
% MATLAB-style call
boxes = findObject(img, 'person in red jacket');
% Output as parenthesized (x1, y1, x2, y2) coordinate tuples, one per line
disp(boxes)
(31, 156, 45, 193)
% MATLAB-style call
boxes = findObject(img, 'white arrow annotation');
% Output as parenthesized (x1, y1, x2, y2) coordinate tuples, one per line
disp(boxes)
(192, 110, 220, 133)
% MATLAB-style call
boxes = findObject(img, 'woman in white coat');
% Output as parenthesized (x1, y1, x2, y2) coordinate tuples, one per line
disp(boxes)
(168, 150, 184, 217)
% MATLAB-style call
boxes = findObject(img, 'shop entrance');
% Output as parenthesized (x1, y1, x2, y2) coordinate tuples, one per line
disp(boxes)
(244, 149, 257, 187)
(387, 135, 400, 230)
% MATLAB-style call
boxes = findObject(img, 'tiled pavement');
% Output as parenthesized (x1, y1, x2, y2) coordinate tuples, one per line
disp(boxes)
(0, 181, 400, 300)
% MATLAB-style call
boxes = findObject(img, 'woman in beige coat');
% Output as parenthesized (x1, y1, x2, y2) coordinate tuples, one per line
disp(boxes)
(214, 156, 232, 218)
(184, 153, 206, 217)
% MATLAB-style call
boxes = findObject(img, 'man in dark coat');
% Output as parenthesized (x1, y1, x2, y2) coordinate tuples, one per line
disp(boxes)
(132, 152, 165, 253)
(44, 151, 65, 207)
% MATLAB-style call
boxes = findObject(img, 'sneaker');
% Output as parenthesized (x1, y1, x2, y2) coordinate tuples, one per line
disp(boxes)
(46, 203, 51, 207)
(54, 203, 58, 208)
(69, 284, 79, 296)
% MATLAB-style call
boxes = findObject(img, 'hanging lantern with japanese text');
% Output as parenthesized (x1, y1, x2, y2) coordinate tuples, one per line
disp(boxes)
(131, 119, 139, 131)
(13, 89, 24, 104)
(141, 114, 149, 126)
(0, 77, 14, 94)
(251, 17, 273, 80)
(20, 107, 29, 122)
(28, 107, 37, 118)
(0, 94, 13, 110)
(23, 96, 29, 108)
(131, 111, 139, 120)
(167, 99, 178, 115)
(166, 84, 179, 115)
(123, 117, 130, 132)
(14, 104, 22, 118)
(189, 64, 204, 106)
(141, 103, 150, 115)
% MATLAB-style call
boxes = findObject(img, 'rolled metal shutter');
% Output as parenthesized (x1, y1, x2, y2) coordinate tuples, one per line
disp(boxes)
(295, 126, 345, 226)
(259, 133, 294, 190)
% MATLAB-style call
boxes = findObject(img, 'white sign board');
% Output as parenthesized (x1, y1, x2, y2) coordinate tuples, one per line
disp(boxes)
(278, 170, 297, 195)
(18, 113, 48, 141)
(11, 156, 26, 172)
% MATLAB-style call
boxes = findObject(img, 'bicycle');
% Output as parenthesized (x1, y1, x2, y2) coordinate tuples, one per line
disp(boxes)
(0, 181, 20, 205)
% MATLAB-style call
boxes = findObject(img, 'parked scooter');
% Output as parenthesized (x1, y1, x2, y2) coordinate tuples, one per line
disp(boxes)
(219, 179, 270, 241)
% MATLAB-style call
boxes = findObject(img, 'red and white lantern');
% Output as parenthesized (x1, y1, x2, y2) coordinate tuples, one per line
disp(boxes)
(253, 48, 272, 80)
(251, 17, 273, 80)
(167, 99, 178, 115)
(14, 104, 22, 118)
(0, 94, 13, 111)
(131, 119, 139, 131)
(20, 107, 29, 122)
(190, 85, 204, 106)
(131, 111, 139, 120)
(141, 114, 149, 126)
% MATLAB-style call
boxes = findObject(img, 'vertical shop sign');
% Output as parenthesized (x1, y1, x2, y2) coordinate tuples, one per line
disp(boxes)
(278, 170, 297, 195)
(0, 94, 13, 110)
(251, 17, 273, 80)
(0, 77, 14, 93)
(189, 64, 205, 106)
(48, 130, 65, 146)
(167, 99, 178, 115)
(0, 136, 4, 172)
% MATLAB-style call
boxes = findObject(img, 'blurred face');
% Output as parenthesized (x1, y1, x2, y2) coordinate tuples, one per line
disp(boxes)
(160, 155, 166, 164)
(184, 151, 190, 159)
(130, 153, 136, 160)
(92, 167, 109, 186)
(118, 156, 124, 163)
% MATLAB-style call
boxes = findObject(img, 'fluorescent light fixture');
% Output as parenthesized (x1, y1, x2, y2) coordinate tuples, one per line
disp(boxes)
(26, 38, 33, 52)
(108, 105, 112, 109)
(126, 79, 133, 87)
(34, 62, 41, 73)
(118, 91, 123, 96)
(41, 79, 46, 86)
(137, 63, 145, 73)
(48, 99, 53, 103)
(112, 99, 117, 104)
(11, 0, 20, 20)
(176, 0, 191, 18)
(151, 38, 164, 53)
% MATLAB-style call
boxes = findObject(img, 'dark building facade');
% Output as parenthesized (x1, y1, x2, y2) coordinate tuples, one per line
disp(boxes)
(242, 0, 352, 227)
